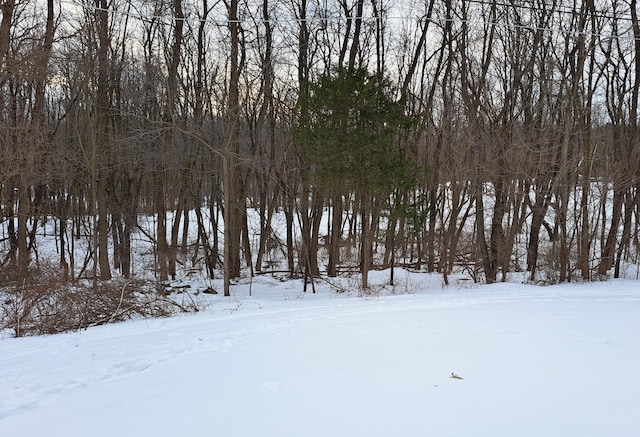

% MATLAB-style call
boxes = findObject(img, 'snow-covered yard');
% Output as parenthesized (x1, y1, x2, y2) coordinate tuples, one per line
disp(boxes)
(1, 274, 639, 436)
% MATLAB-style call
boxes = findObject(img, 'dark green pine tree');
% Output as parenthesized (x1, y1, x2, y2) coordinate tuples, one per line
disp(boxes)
(295, 68, 416, 288)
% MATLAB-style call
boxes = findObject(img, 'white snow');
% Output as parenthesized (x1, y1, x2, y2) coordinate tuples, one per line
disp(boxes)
(1, 274, 639, 436)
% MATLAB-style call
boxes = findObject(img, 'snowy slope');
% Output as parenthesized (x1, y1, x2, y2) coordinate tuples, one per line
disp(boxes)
(1, 277, 639, 437)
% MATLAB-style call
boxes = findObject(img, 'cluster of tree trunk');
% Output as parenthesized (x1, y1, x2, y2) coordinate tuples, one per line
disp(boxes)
(1, 0, 639, 289)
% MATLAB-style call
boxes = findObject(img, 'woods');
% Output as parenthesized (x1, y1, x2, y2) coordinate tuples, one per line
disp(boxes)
(1, 0, 640, 291)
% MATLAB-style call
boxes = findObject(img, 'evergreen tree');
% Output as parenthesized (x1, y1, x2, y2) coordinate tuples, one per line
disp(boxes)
(295, 68, 415, 287)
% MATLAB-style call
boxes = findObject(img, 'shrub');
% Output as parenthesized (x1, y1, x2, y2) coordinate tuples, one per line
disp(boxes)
(1, 267, 198, 337)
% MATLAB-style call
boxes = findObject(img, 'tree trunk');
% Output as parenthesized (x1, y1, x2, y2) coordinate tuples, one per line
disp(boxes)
(475, 182, 496, 283)
(360, 196, 371, 289)
(155, 180, 168, 282)
(224, 0, 243, 296)
(327, 193, 342, 276)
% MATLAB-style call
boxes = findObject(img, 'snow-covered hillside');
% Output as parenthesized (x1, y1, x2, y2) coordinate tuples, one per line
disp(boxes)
(1, 274, 638, 436)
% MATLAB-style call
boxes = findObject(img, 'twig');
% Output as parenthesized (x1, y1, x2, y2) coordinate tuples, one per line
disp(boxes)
(107, 279, 132, 324)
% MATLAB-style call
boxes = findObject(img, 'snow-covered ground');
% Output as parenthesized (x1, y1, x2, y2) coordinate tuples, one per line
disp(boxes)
(1, 272, 639, 436)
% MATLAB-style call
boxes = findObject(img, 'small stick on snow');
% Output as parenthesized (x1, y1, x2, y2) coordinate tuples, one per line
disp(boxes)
(450, 372, 464, 380)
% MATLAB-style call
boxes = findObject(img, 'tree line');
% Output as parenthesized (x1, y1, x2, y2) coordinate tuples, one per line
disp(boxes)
(1, 0, 639, 293)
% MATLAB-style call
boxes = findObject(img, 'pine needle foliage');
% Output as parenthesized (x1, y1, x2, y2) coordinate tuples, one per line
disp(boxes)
(295, 68, 414, 195)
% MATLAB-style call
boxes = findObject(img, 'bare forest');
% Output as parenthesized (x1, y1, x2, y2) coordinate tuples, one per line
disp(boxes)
(1, 0, 640, 309)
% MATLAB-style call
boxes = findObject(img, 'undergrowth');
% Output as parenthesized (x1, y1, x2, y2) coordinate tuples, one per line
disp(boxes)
(0, 266, 202, 337)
